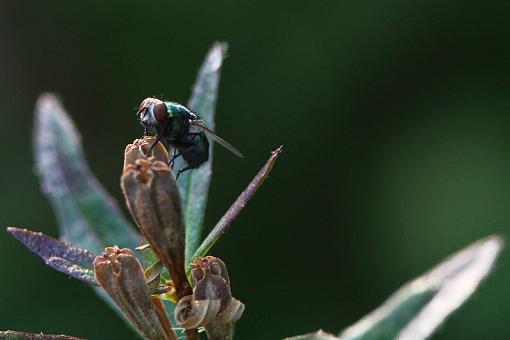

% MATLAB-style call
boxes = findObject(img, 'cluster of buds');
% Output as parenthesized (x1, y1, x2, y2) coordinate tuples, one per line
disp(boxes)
(92, 137, 244, 340)
(175, 256, 245, 340)
(121, 138, 190, 298)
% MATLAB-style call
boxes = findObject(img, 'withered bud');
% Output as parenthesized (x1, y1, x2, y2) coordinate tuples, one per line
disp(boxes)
(192, 256, 232, 311)
(175, 256, 245, 340)
(94, 246, 176, 340)
(174, 295, 222, 329)
(121, 138, 190, 298)
(123, 136, 169, 170)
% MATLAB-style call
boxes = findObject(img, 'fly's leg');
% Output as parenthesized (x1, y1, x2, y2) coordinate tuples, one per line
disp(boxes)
(174, 144, 197, 179)
(168, 149, 182, 168)
(176, 166, 192, 180)
(146, 135, 162, 157)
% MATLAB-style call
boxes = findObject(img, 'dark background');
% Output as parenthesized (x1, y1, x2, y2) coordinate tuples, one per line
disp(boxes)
(1, 1, 510, 339)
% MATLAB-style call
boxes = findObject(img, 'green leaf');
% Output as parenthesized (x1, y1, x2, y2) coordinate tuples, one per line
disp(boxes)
(284, 330, 339, 340)
(175, 42, 229, 265)
(33, 94, 142, 334)
(338, 235, 503, 340)
(7, 227, 97, 285)
(33, 93, 139, 254)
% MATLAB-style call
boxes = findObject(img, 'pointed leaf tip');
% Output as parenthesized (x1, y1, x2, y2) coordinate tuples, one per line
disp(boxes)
(202, 41, 228, 74)
(178, 42, 230, 265)
(190, 146, 283, 262)
(7, 227, 97, 285)
(284, 330, 339, 340)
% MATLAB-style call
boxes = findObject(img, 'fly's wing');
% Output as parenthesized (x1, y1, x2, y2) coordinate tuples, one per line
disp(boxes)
(191, 120, 244, 158)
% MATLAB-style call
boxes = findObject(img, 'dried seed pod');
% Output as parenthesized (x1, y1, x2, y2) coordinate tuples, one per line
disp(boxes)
(121, 138, 191, 298)
(174, 295, 222, 329)
(199, 298, 245, 340)
(175, 256, 245, 340)
(192, 256, 232, 312)
(123, 137, 169, 171)
(218, 298, 245, 324)
(94, 246, 176, 340)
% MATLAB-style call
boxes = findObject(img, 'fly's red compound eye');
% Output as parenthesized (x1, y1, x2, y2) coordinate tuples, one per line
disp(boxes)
(153, 102, 167, 123)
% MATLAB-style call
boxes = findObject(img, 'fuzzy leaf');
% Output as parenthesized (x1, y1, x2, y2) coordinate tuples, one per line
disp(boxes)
(33, 93, 139, 253)
(7, 227, 97, 285)
(32, 94, 141, 332)
(174, 42, 229, 264)
(338, 235, 503, 340)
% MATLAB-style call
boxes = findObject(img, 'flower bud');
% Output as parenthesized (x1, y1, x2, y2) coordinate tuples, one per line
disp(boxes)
(174, 295, 221, 329)
(192, 256, 232, 311)
(175, 256, 245, 340)
(94, 246, 176, 340)
(123, 136, 169, 170)
(121, 138, 191, 298)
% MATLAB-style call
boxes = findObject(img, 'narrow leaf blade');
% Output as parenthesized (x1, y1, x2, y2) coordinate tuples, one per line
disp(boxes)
(175, 42, 229, 264)
(191, 146, 283, 262)
(33, 93, 139, 253)
(339, 235, 503, 340)
(7, 227, 97, 285)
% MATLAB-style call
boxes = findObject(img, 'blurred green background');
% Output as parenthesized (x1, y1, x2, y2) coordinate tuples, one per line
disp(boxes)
(1, 1, 510, 339)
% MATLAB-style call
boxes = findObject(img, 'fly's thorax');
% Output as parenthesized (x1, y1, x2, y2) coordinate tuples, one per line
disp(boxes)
(161, 103, 193, 137)
(158, 118, 192, 144)
(165, 102, 192, 118)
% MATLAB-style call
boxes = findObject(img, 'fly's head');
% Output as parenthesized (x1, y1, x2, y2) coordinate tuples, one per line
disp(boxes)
(137, 98, 168, 127)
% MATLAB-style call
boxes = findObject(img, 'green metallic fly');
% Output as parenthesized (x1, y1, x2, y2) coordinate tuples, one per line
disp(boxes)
(137, 97, 243, 178)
